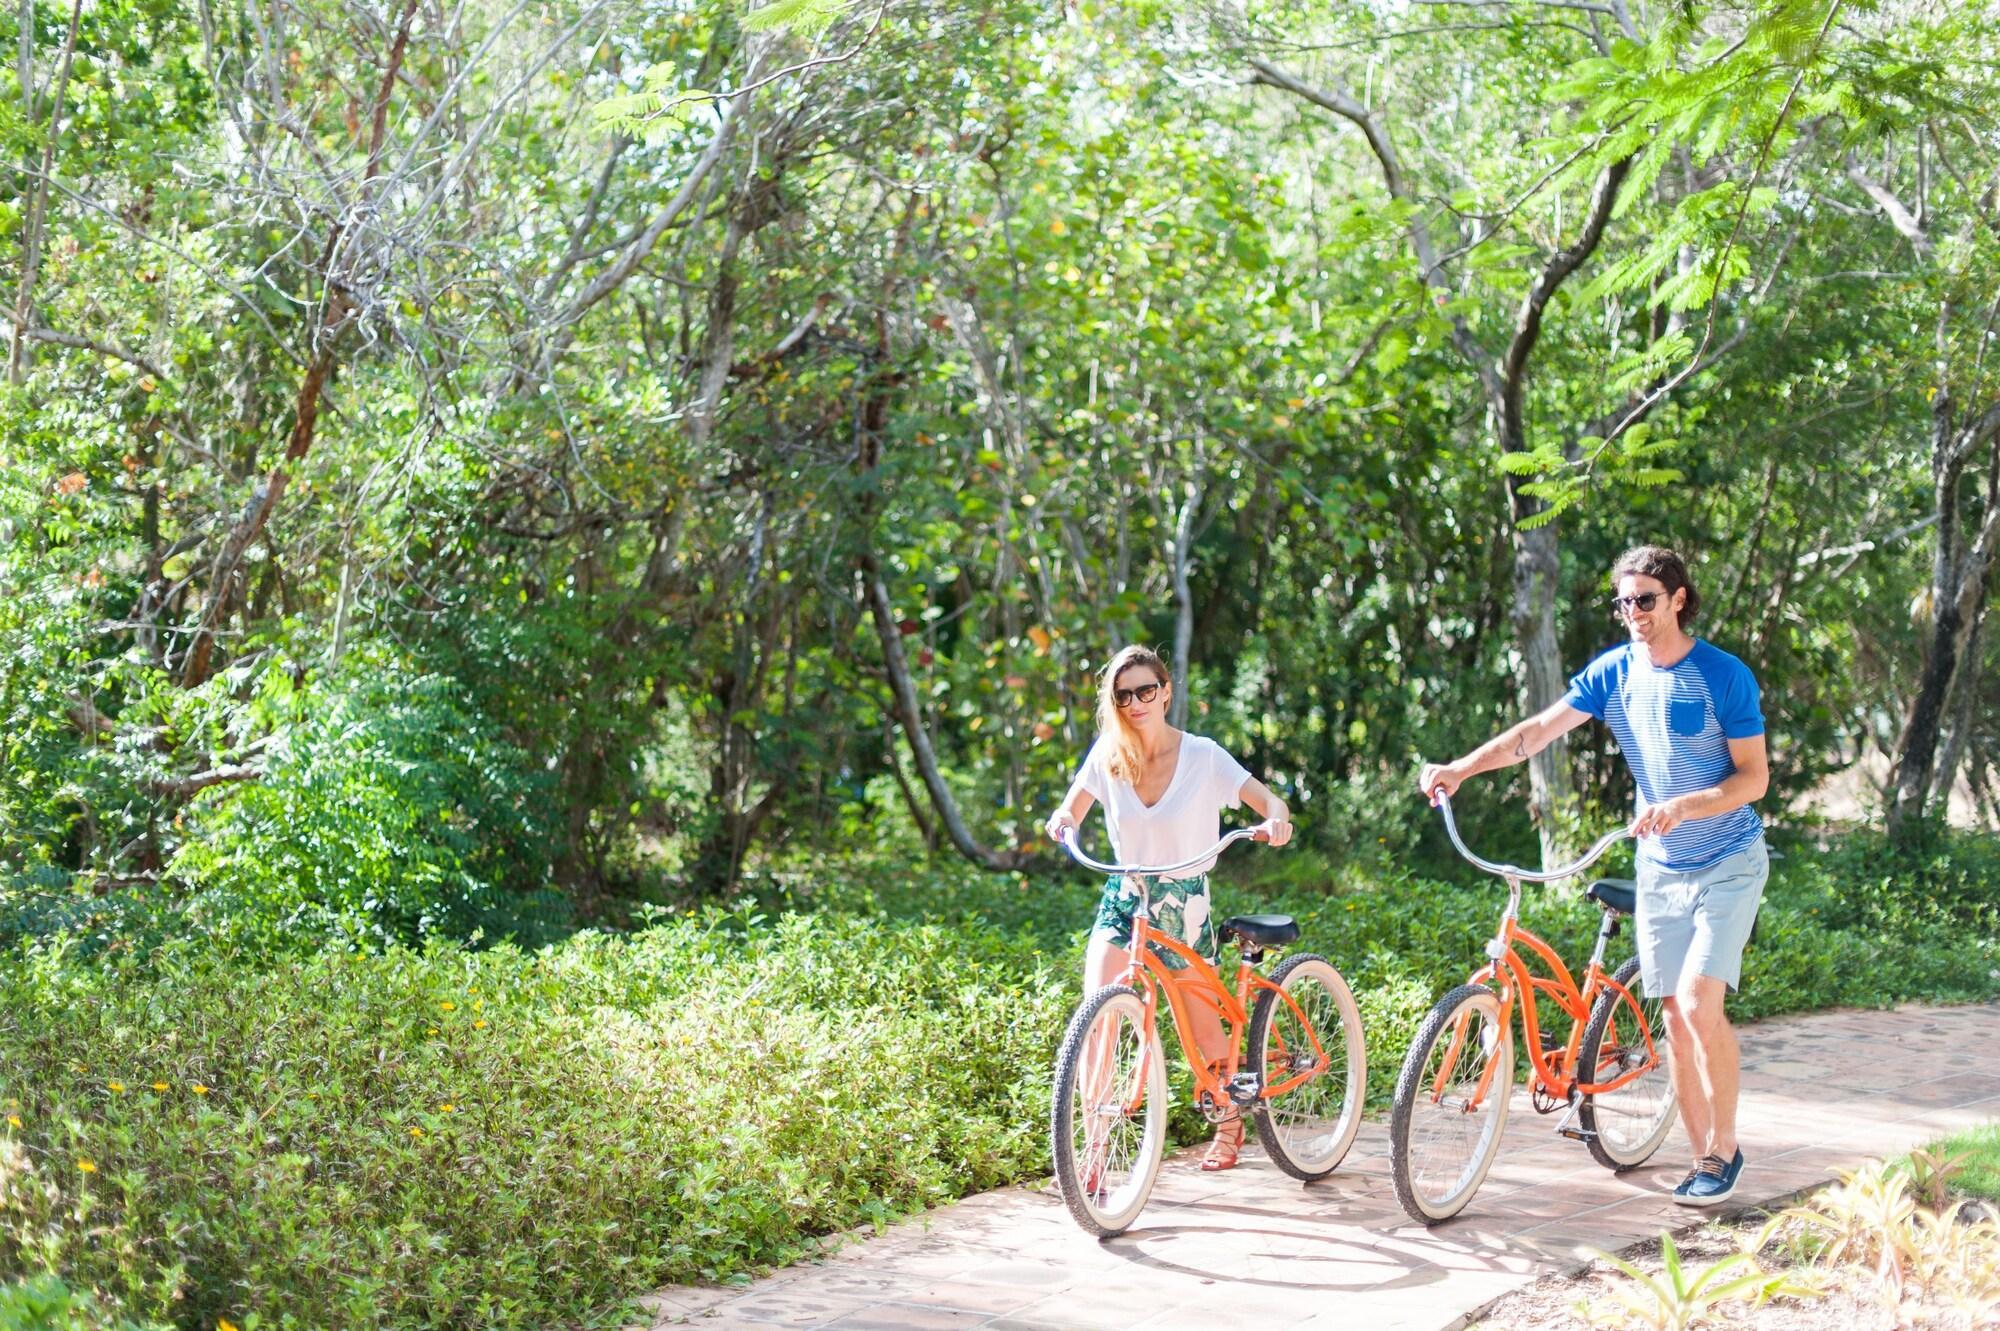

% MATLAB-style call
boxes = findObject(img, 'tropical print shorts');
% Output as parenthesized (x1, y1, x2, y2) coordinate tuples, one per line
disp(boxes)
(1090, 873, 1217, 971)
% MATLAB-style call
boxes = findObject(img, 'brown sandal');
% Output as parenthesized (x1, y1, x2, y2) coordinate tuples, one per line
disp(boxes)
(1201, 1115, 1244, 1171)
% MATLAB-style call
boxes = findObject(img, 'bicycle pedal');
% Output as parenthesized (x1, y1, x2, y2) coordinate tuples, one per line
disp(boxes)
(1226, 1073, 1261, 1106)
(1556, 1124, 1598, 1143)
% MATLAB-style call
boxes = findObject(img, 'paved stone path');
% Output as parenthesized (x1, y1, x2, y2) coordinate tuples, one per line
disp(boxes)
(636, 1003, 2000, 1331)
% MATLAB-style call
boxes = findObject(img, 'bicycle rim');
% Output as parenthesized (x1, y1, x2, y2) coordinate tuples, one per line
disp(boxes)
(1390, 984, 1512, 1224)
(1250, 954, 1365, 1180)
(1051, 986, 1167, 1235)
(1580, 958, 1677, 1170)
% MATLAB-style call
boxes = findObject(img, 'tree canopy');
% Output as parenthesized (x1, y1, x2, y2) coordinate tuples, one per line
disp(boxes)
(3, 0, 1997, 943)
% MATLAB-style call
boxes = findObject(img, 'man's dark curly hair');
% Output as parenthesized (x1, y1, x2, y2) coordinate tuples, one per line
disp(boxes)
(1611, 545, 1699, 628)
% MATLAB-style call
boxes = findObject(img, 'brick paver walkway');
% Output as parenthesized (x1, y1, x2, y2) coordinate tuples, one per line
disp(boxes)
(634, 1003, 2000, 1331)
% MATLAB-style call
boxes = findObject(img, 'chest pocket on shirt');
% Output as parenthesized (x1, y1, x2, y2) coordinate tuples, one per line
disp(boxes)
(1669, 697, 1708, 737)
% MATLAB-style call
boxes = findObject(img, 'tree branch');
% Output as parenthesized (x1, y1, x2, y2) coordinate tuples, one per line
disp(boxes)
(1845, 157, 1932, 256)
(1248, 56, 1494, 389)
(1499, 156, 1632, 404)
(11, 326, 172, 384)
(150, 764, 264, 796)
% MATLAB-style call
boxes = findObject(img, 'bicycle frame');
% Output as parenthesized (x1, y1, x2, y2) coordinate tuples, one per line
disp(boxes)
(1058, 830, 1329, 1114)
(1428, 792, 1662, 1110)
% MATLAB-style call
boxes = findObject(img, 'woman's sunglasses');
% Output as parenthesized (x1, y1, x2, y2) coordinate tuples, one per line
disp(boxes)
(1112, 681, 1165, 708)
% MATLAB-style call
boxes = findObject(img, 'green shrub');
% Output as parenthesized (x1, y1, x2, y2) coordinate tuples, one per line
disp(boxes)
(0, 1275, 168, 1331)
(0, 913, 1070, 1330)
(168, 660, 568, 953)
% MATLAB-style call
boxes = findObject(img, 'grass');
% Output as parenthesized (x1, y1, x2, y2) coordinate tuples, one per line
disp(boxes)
(1928, 1120, 2000, 1205)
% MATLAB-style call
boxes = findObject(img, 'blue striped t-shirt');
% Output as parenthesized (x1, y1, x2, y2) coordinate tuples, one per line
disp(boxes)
(1562, 640, 1765, 872)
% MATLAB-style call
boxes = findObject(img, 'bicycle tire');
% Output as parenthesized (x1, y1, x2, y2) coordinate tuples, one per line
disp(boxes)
(1049, 984, 1168, 1237)
(1578, 957, 1678, 1171)
(1388, 983, 1512, 1225)
(1247, 953, 1366, 1181)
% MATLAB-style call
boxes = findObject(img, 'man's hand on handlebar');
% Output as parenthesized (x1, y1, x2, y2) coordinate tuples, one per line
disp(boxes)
(1418, 761, 1466, 804)
(1629, 796, 1692, 840)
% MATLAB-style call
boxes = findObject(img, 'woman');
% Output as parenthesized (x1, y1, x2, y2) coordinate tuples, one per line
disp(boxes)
(1044, 644, 1293, 1171)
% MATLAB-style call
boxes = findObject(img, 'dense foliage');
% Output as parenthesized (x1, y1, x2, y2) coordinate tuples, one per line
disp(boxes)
(2, 0, 1996, 935)
(4, 829, 1997, 1328)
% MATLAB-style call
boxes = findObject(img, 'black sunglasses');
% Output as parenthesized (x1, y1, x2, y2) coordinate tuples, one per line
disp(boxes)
(1611, 591, 1668, 615)
(1112, 681, 1165, 708)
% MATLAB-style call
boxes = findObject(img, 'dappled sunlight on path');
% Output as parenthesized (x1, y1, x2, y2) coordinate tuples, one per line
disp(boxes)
(631, 1003, 2000, 1331)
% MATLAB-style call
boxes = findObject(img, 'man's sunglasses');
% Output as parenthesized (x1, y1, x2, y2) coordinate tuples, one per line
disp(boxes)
(1611, 591, 1667, 615)
(1113, 681, 1165, 708)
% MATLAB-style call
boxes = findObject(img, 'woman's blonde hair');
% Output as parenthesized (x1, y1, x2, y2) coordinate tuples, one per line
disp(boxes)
(1095, 645, 1171, 784)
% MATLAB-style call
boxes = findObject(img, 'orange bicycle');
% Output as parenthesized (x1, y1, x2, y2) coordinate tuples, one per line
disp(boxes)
(1387, 792, 1677, 1225)
(1050, 827, 1366, 1237)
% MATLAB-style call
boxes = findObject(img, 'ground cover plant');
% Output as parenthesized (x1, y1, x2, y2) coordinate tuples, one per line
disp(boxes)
(4, 829, 1997, 1330)
(1471, 1129, 2000, 1330)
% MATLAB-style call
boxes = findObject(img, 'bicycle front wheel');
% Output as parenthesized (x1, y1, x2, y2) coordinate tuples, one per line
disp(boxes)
(1248, 953, 1365, 1181)
(1578, 957, 1677, 1171)
(1050, 984, 1168, 1236)
(1389, 983, 1512, 1225)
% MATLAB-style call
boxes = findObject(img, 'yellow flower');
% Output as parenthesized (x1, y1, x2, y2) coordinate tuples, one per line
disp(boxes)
(409, 1126, 424, 1138)
(426, 1026, 439, 1035)
(151, 1082, 169, 1092)
(106, 1081, 125, 1093)
(439, 1103, 456, 1113)
(192, 1083, 210, 1095)
(473, 1020, 487, 1030)
(6, 1115, 20, 1129)
(77, 1159, 96, 1173)
(440, 1001, 455, 1011)
(220, 1320, 240, 1331)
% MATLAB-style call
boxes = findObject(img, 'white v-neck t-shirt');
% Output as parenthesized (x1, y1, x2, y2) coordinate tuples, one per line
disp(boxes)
(1077, 733, 1254, 878)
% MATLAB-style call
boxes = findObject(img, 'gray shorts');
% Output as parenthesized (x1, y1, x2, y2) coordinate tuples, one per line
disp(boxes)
(1635, 837, 1770, 998)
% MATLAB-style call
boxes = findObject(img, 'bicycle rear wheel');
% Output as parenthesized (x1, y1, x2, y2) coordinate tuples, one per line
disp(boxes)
(1050, 984, 1168, 1236)
(1248, 953, 1365, 1181)
(1578, 957, 1677, 1170)
(1389, 983, 1512, 1224)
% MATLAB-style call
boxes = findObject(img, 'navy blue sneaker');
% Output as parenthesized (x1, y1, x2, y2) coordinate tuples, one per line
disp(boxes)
(1671, 1159, 1708, 1200)
(1676, 1149, 1744, 1205)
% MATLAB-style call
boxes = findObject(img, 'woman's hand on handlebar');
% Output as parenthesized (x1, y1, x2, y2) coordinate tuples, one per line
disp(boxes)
(1418, 761, 1465, 804)
(1045, 810, 1078, 843)
(1252, 817, 1293, 847)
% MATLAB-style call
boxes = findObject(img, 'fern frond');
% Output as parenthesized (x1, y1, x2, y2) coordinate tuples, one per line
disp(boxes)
(742, 0, 852, 38)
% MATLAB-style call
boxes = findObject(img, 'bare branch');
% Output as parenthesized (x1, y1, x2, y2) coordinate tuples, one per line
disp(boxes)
(150, 764, 264, 797)
(1845, 157, 1932, 256)
(10, 326, 173, 384)
(1407, 0, 1617, 14)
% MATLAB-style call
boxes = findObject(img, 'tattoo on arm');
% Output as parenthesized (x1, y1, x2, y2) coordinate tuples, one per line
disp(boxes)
(1512, 734, 1529, 760)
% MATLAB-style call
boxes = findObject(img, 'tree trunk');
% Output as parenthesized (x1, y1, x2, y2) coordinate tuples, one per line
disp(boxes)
(1168, 484, 1200, 729)
(1510, 513, 1576, 861)
(7, 0, 83, 383)
(1890, 401, 2000, 841)
(1931, 580, 1989, 816)
(864, 561, 1029, 872)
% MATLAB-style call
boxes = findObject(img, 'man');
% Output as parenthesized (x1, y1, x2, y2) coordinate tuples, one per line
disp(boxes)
(1417, 545, 1770, 1205)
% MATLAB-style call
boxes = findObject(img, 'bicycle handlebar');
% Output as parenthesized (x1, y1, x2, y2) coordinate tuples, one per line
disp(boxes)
(1430, 789, 1630, 883)
(1056, 825, 1264, 878)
